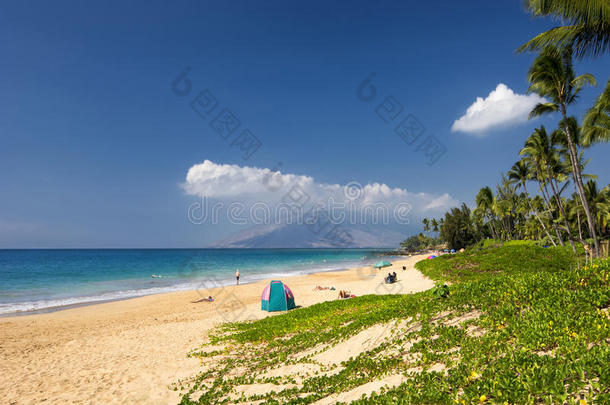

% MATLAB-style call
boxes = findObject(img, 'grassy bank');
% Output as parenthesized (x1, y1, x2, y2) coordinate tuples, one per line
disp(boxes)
(177, 243, 610, 404)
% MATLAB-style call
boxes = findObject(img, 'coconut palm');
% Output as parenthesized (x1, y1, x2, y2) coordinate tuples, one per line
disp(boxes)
(507, 159, 557, 245)
(527, 46, 600, 256)
(495, 174, 527, 240)
(422, 218, 430, 234)
(520, 126, 576, 248)
(583, 80, 610, 145)
(475, 186, 499, 240)
(583, 180, 610, 238)
(567, 194, 586, 242)
(520, 0, 610, 59)
(431, 218, 439, 233)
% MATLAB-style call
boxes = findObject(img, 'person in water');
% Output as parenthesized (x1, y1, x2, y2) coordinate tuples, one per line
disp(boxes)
(235, 269, 240, 285)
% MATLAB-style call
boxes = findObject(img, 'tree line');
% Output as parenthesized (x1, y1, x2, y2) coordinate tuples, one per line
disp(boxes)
(410, 1, 609, 255)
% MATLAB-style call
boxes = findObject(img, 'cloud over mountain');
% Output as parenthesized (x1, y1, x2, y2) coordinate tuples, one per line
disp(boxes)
(183, 160, 457, 217)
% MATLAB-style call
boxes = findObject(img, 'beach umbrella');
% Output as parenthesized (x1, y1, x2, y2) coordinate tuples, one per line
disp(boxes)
(373, 260, 392, 269)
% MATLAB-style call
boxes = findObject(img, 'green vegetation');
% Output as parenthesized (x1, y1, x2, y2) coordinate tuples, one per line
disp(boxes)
(175, 3, 610, 403)
(400, 233, 441, 252)
(177, 244, 610, 404)
(419, 47, 609, 257)
(439, 204, 479, 250)
(519, 0, 610, 59)
(415, 0, 610, 258)
(583, 79, 610, 146)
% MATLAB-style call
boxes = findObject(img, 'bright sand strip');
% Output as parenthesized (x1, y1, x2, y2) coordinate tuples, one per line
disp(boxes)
(0, 254, 432, 404)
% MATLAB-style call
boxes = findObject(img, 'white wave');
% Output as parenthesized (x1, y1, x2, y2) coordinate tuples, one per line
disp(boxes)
(0, 280, 232, 315)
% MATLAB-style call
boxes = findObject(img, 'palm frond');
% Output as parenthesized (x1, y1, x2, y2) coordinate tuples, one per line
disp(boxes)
(526, 0, 610, 25)
(573, 72, 597, 88)
(582, 80, 610, 145)
(529, 102, 558, 118)
(519, 0, 610, 58)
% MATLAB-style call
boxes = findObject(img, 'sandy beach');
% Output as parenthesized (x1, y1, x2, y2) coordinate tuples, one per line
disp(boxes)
(0, 254, 432, 404)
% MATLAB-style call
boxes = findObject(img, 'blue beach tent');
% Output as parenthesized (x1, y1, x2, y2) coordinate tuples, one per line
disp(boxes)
(261, 280, 296, 312)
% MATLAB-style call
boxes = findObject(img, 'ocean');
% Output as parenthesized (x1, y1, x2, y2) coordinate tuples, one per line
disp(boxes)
(0, 248, 392, 315)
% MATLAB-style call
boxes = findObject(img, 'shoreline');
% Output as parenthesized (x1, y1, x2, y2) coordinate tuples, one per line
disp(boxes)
(0, 254, 430, 404)
(0, 255, 407, 318)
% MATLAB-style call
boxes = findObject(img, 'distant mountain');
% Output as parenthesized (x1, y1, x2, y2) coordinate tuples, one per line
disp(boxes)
(209, 223, 414, 248)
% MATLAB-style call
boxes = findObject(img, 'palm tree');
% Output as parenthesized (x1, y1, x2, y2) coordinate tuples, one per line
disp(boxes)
(431, 218, 439, 233)
(527, 46, 600, 256)
(507, 159, 557, 245)
(422, 218, 430, 234)
(583, 80, 610, 145)
(519, 0, 610, 59)
(583, 180, 610, 238)
(553, 118, 600, 199)
(520, 126, 575, 248)
(531, 195, 556, 243)
(495, 174, 525, 240)
(475, 186, 499, 240)
(566, 194, 585, 242)
(492, 195, 508, 239)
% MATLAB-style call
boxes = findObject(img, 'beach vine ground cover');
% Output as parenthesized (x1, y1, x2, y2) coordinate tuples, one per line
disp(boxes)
(177, 243, 610, 404)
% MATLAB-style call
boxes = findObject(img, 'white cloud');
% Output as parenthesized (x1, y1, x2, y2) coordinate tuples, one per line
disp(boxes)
(183, 160, 457, 215)
(451, 83, 546, 135)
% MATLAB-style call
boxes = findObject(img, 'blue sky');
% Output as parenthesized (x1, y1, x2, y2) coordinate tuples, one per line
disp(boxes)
(1, 0, 609, 248)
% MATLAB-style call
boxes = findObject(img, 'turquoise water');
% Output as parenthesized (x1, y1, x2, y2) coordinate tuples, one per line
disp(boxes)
(0, 249, 390, 314)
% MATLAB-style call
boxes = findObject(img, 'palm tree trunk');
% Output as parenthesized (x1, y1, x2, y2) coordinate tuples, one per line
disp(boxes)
(577, 209, 583, 241)
(487, 214, 499, 240)
(523, 182, 556, 246)
(540, 182, 565, 246)
(534, 205, 557, 246)
(561, 105, 600, 257)
(547, 169, 576, 252)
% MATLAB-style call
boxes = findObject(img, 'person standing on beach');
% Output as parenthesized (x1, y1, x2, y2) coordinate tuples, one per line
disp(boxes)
(235, 270, 240, 285)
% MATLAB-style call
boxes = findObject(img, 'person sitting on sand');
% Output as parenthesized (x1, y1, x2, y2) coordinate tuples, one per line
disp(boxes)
(191, 296, 214, 303)
(338, 290, 354, 299)
(392, 272, 397, 282)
